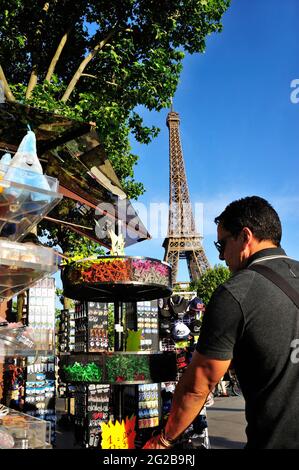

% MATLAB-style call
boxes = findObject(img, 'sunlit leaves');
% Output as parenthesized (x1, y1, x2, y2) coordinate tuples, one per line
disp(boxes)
(1, 0, 230, 254)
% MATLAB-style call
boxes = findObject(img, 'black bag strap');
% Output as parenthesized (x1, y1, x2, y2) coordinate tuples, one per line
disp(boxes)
(248, 264, 299, 309)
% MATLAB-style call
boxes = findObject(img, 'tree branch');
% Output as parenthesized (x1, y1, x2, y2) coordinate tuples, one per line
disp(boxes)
(0, 65, 16, 102)
(26, 1, 51, 99)
(61, 29, 116, 103)
(26, 66, 38, 99)
(45, 29, 70, 82)
(81, 73, 98, 79)
(105, 80, 118, 87)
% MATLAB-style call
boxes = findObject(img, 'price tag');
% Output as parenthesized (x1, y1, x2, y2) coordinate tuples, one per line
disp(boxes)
(115, 324, 124, 333)
(101, 416, 136, 449)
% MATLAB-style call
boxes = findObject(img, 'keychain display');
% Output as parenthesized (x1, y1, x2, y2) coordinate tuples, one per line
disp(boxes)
(87, 302, 109, 352)
(28, 277, 55, 350)
(74, 303, 88, 353)
(25, 356, 56, 444)
(58, 310, 68, 354)
(72, 383, 111, 448)
(137, 300, 159, 351)
(138, 384, 160, 429)
(88, 384, 110, 447)
(73, 302, 108, 353)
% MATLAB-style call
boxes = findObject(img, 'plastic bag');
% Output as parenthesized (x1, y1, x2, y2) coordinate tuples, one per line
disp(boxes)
(4, 129, 51, 200)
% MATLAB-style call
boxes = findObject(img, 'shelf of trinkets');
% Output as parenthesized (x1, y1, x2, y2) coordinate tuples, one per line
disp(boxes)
(58, 309, 75, 353)
(87, 302, 109, 352)
(0, 239, 59, 301)
(72, 301, 109, 353)
(0, 324, 55, 357)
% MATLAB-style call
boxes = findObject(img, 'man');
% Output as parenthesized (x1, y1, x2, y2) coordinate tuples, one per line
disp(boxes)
(144, 196, 299, 449)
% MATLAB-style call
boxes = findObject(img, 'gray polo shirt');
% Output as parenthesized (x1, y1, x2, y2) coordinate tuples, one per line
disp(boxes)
(196, 247, 299, 449)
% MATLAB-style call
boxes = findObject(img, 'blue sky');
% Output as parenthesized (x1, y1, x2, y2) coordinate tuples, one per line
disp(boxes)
(125, 0, 299, 281)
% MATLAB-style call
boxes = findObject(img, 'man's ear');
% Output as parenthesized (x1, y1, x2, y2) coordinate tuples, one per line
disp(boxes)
(243, 227, 252, 243)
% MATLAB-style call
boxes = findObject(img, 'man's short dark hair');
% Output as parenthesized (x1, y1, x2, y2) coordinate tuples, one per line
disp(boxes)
(215, 196, 282, 246)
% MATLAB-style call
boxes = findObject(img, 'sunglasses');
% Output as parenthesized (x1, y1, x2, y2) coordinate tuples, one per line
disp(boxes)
(214, 234, 235, 256)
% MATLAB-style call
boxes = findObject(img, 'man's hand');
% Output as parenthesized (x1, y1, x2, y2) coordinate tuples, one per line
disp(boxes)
(142, 433, 170, 449)
(143, 352, 231, 450)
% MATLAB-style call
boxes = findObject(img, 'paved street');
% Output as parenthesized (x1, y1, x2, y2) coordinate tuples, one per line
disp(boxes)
(207, 396, 247, 449)
(55, 396, 247, 449)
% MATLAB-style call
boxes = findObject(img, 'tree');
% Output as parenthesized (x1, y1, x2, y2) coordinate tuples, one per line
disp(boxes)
(0, 0, 230, 255)
(190, 264, 230, 305)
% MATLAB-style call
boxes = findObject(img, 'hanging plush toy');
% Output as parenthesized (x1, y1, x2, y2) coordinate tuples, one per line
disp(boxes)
(4, 127, 51, 201)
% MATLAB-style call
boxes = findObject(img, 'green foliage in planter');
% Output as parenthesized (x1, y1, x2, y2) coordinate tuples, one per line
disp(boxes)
(106, 354, 150, 382)
(63, 362, 102, 382)
(134, 356, 151, 380)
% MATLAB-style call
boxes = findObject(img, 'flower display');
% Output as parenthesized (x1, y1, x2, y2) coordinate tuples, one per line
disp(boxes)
(64, 257, 171, 287)
(132, 259, 169, 286)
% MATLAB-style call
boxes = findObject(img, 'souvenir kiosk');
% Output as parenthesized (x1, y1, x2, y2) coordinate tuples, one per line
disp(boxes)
(60, 253, 177, 448)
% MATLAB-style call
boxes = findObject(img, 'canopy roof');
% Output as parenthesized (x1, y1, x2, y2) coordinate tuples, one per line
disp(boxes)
(0, 102, 150, 248)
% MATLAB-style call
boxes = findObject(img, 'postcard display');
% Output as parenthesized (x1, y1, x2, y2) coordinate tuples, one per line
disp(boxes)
(0, 153, 61, 449)
(57, 308, 75, 399)
(60, 256, 176, 448)
(25, 278, 56, 445)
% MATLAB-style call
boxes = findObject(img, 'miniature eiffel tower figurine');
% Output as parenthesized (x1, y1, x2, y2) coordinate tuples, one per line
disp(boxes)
(163, 109, 210, 284)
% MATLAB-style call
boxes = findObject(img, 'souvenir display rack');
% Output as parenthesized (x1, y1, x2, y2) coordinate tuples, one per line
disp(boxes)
(59, 256, 175, 448)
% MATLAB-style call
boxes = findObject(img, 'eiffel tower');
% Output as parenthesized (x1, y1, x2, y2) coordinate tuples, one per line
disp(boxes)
(163, 109, 210, 284)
